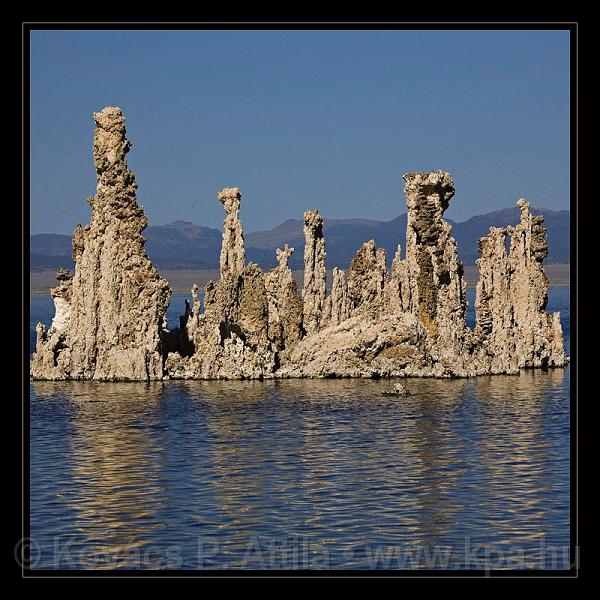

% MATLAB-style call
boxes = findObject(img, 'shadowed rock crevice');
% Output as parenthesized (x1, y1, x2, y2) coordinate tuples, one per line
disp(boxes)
(31, 108, 566, 381)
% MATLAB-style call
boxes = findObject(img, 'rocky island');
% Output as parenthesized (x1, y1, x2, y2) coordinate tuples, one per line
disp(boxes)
(31, 107, 566, 381)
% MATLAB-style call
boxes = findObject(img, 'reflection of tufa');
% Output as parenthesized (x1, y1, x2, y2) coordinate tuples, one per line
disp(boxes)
(383, 383, 412, 397)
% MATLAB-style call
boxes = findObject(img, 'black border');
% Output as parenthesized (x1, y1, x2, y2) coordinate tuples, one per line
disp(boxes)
(20, 19, 579, 580)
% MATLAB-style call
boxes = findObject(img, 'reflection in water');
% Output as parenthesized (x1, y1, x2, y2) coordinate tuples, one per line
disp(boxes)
(31, 382, 169, 569)
(31, 368, 570, 570)
(469, 371, 570, 568)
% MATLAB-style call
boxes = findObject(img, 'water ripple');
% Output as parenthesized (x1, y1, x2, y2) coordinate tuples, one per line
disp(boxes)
(30, 367, 570, 570)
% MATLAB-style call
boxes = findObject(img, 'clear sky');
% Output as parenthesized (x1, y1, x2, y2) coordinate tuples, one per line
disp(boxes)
(30, 29, 570, 235)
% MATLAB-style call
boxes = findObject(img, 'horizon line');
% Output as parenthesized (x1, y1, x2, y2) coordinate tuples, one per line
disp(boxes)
(30, 203, 570, 237)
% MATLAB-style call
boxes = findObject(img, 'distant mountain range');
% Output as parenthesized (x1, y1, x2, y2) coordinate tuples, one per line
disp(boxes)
(30, 206, 570, 272)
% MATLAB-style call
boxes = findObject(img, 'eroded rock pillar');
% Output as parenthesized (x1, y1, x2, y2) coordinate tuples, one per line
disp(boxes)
(475, 199, 565, 371)
(329, 267, 351, 326)
(402, 171, 467, 338)
(31, 106, 171, 381)
(218, 187, 245, 279)
(302, 210, 327, 335)
(264, 244, 303, 351)
(347, 240, 387, 315)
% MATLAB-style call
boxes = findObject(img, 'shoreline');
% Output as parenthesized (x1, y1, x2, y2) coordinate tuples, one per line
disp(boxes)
(30, 264, 571, 296)
(30, 362, 570, 382)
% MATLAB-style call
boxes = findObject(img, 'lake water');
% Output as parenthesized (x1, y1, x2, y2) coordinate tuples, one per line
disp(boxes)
(29, 287, 571, 570)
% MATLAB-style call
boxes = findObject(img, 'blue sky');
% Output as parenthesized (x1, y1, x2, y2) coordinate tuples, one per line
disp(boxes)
(30, 29, 570, 235)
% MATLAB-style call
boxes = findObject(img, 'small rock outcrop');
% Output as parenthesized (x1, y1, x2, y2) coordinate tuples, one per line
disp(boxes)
(264, 245, 304, 352)
(383, 382, 412, 396)
(31, 269, 74, 379)
(31, 107, 171, 380)
(385, 245, 411, 313)
(31, 108, 566, 382)
(474, 199, 565, 373)
(279, 173, 563, 379)
(328, 267, 351, 327)
(49, 268, 73, 332)
(347, 240, 387, 316)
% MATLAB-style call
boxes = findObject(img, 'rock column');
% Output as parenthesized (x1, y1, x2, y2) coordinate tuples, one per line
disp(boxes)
(402, 171, 467, 339)
(475, 199, 565, 371)
(385, 244, 411, 313)
(302, 210, 327, 335)
(329, 267, 351, 326)
(31, 106, 171, 380)
(347, 240, 387, 315)
(218, 187, 245, 278)
(264, 244, 303, 351)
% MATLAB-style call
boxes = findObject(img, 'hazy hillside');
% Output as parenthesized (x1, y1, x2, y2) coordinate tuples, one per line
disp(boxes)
(30, 206, 569, 272)
(30, 234, 72, 256)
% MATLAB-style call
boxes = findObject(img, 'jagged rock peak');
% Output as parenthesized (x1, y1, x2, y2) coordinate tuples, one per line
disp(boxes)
(218, 187, 245, 278)
(347, 240, 387, 315)
(516, 197, 548, 262)
(403, 170, 456, 214)
(304, 209, 323, 230)
(276, 244, 294, 269)
(218, 186, 242, 210)
(329, 267, 351, 326)
(90, 107, 141, 218)
(55, 267, 73, 282)
(30, 106, 171, 381)
(264, 244, 303, 353)
(402, 170, 465, 338)
(474, 198, 565, 372)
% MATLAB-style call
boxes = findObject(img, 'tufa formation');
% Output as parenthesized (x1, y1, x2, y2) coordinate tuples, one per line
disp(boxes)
(31, 107, 171, 380)
(31, 108, 566, 381)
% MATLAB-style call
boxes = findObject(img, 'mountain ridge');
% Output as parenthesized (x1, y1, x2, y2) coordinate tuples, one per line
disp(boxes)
(30, 205, 570, 272)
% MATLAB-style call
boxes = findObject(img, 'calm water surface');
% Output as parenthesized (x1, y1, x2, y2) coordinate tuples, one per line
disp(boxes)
(29, 287, 571, 570)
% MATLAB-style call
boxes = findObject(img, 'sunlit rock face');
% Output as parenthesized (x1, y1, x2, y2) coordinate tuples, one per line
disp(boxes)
(264, 244, 304, 353)
(31, 108, 565, 381)
(327, 267, 351, 327)
(301, 209, 327, 336)
(217, 187, 245, 279)
(400, 171, 472, 375)
(347, 240, 387, 317)
(31, 107, 171, 381)
(473, 199, 566, 373)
